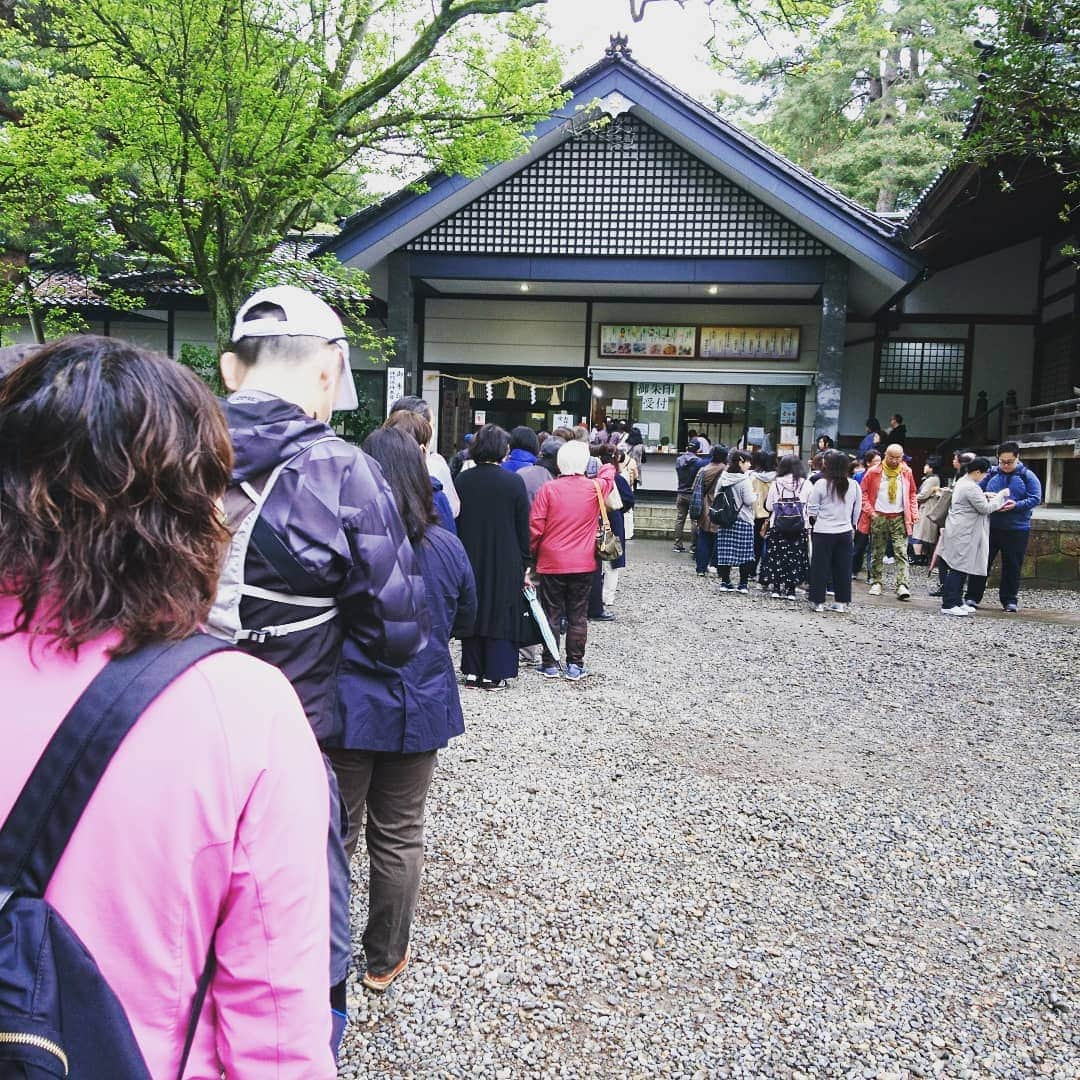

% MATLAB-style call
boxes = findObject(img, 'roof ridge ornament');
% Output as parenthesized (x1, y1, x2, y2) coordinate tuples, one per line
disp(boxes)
(605, 33, 632, 60)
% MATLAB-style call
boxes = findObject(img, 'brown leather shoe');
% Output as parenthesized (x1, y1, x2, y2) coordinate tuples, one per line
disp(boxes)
(362, 951, 409, 993)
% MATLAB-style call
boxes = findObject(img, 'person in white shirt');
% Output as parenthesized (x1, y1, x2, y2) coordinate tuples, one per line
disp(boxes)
(389, 395, 459, 517)
(807, 451, 864, 613)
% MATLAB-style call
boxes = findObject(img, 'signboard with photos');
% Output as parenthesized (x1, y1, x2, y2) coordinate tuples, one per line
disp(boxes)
(599, 325, 696, 358)
(598, 324, 801, 361)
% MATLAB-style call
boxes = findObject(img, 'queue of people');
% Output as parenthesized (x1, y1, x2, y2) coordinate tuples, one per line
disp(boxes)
(671, 429, 1042, 616)
(0, 296, 1050, 1076)
(3, 288, 623, 1076)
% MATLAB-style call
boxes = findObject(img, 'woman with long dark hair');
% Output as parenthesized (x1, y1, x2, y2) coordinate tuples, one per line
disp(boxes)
(807, 450, 863, 613)
(713, 448, 757, 593)
(454, 424, 532, 689)
(329, 426, 476, 992)
(0, 336, 336, 1076)
(760, 454, 811, 600)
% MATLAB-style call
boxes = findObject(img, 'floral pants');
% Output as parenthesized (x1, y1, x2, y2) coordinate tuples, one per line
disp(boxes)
(869, 514, 910, 589)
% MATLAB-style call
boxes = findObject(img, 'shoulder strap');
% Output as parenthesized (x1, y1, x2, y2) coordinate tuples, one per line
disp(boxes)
(593, 480, 611, 528)
(0, 635, 231, 901)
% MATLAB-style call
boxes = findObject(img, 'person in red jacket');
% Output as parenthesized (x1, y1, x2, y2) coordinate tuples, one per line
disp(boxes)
(857, 443, 919, 600)
(529, 440, 611, 681)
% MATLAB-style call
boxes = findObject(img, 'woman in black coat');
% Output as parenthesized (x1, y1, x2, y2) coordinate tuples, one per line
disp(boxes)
(454, 424, 532, 690)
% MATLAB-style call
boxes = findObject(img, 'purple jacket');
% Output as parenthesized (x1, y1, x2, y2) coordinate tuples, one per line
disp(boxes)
(223, 392, 429, 743)
(332, 525, 476, 753)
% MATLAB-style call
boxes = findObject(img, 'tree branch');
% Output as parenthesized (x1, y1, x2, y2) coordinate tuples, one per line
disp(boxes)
(328, 0, 544, 131)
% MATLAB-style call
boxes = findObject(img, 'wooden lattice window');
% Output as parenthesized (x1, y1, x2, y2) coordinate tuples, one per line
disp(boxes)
(878, 339, 966, 393)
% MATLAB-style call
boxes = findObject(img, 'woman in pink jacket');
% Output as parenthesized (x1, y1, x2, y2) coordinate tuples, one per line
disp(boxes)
(0, 336, 336, 1078)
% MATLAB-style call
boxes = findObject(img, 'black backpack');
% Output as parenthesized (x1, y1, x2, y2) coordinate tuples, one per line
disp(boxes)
(708, 483, 740, 528)
(0, 636, 228, 1079)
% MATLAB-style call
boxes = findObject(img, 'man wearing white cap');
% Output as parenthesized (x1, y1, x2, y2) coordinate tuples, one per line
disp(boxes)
(215, 285, 430, 1050)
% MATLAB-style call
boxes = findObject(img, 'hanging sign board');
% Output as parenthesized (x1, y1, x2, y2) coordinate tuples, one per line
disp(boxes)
(640, 393, 669, 413)
(611, 398, 628, 412)
(386, 367, 405, 417)
(599, 325, 695, 358)
(707, 400, 725, 414)
(473, 410, 486, 425)
(552, 412, 574, 430)
(779, 401, 799, 425)
(780, 425, 799, 444)
(700, 326, 800, 361)
(747, 426, 766, 445)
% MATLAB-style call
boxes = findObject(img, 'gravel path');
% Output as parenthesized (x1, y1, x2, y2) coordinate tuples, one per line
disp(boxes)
(338, 540, 1080, 1079)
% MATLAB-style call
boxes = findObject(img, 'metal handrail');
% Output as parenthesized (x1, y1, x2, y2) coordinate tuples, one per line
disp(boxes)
(933, 399, 1006, 457)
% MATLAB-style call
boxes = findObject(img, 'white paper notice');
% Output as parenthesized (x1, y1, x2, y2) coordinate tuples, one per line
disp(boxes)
(386, 367, 405, 417)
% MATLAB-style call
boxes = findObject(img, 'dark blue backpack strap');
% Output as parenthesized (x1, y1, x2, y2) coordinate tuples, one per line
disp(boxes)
(0, 634, 231, 899)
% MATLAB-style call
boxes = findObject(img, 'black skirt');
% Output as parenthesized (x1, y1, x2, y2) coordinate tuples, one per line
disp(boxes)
(760, 531, 810, 591)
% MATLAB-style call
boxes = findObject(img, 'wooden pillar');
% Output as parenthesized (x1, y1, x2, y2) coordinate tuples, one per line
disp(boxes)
(814, 257, 848, 439)
(387, 250, 417, 398)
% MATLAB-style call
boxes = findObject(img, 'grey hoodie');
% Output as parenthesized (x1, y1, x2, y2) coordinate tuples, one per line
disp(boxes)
(718, 469, 757, 525)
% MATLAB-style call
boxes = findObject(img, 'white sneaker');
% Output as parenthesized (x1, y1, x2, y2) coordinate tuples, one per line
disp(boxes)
(884, 556, 895, 564)
(770, 591, 781, 599)
(896, 585, 911, 601)
(940, 605, 973, 617)
(812, 603, 826, 613)
(868, 583, 882, 596)
(830, 602, 848, 613)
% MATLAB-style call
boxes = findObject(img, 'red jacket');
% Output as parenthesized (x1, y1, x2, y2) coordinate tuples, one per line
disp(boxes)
(530, 474, 607, 574)
(857, 463, 918, 534)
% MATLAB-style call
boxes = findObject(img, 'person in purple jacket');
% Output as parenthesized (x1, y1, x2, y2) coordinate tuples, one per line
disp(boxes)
(328, 426, 477, 993)
(217, 285, 430, 1048)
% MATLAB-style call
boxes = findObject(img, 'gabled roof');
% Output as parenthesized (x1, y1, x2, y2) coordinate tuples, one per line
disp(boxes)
(321, 45, 921, 293)
(903, 101, 1076, 268)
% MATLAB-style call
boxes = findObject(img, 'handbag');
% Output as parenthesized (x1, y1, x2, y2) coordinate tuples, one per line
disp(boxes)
(605, 481, 624, 512)
(593, 481, 623, 562)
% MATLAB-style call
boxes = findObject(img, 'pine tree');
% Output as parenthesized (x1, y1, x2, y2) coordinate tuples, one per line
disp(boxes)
(717, 0, 981, 212)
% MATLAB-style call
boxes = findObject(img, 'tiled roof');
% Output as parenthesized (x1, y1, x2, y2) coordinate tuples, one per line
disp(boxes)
(33, 235, 366, 308)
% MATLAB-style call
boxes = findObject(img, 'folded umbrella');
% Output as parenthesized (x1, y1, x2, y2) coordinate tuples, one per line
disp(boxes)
(523, 586, 561, 671)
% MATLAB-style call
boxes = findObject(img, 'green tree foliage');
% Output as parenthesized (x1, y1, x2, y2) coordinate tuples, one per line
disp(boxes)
(714, 0, 980, 213)
(0, 0, 565, 347)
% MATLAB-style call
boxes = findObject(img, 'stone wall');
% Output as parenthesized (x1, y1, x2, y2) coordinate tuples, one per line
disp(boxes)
(1011, 516, 1080, 587)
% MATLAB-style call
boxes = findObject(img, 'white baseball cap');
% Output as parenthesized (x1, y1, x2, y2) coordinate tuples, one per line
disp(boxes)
(232, 285, 358, 411)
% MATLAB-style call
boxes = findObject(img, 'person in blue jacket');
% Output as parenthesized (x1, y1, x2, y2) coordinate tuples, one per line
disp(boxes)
(856, 417, 882, 458)
(327, 426, 477, 994)
(964, 441, 1042, 612)
(503, 425, 539, 473)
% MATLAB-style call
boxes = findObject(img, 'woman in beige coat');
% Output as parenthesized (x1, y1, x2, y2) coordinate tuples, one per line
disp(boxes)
(910, 456, 943, 563)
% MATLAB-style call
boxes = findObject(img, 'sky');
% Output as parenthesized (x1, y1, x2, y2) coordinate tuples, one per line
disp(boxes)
(543, 0, 723, 104)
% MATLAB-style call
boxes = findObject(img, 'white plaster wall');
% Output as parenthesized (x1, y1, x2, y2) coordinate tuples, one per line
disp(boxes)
(875, 393, 964, 440)
(972, 324, 1035, 409)
(424, 299, 587, 368)
(905, 239, 1040, 315)
(840, 338, 874, 437)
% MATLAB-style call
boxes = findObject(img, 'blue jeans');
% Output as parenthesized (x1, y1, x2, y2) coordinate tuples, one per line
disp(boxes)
(965, 529, 1030, 607)
(695, 529, 717, 573)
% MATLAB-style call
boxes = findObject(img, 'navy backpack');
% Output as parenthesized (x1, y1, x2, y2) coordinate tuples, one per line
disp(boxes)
(0, 636, 229, 1079)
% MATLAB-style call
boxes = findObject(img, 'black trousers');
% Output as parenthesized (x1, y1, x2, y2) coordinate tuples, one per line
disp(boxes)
(810, 531, 854, 604)
(964, 529, 1030, 608)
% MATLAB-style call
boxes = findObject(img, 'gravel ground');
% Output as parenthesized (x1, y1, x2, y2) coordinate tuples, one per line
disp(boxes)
(338, 540, 1080, 1079)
